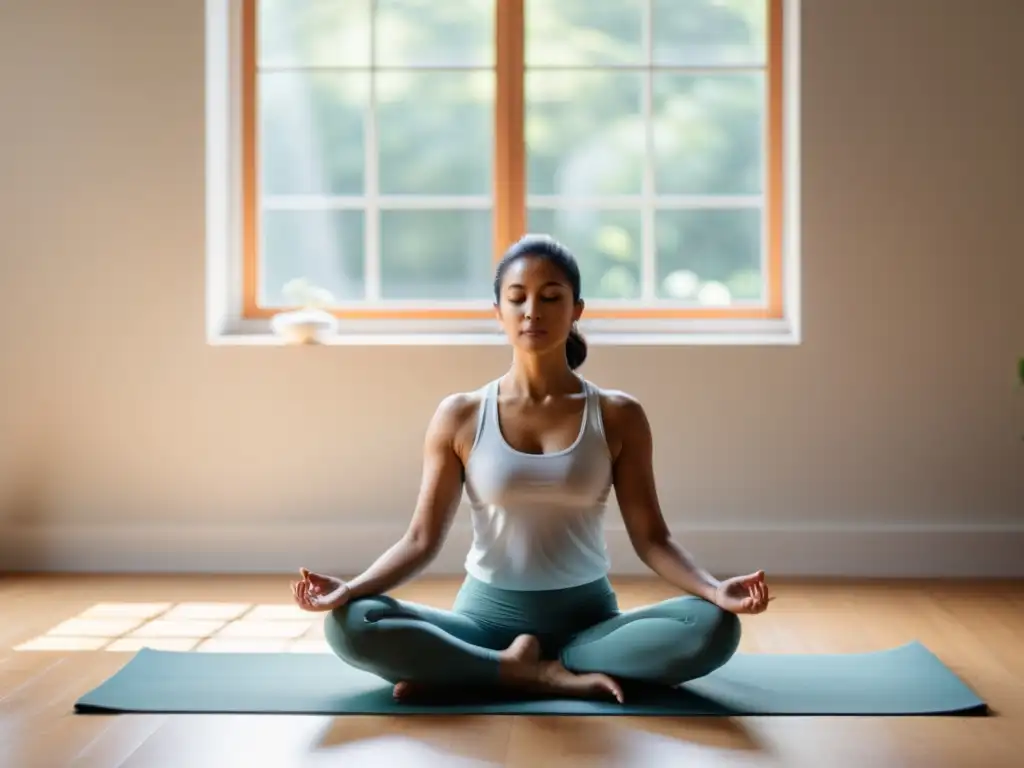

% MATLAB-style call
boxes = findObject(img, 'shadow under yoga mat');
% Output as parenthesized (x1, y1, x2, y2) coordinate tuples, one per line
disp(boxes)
(74, 641, 986, 717)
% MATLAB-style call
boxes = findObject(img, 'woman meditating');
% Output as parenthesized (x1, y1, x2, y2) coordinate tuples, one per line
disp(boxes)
(291, 235, 772, 704)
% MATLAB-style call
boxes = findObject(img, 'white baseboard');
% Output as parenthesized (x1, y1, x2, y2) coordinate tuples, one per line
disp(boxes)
(1, 522, 1023, 578)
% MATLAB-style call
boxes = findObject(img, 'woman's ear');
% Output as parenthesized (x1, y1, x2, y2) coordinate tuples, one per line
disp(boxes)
(573, 299, 585, 323)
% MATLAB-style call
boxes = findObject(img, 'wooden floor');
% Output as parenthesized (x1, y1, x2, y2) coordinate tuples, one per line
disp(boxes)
(1, 574, 1021, 768)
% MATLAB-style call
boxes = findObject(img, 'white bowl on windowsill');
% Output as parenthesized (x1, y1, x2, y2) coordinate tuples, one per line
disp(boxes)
(270, 308, 339, 345)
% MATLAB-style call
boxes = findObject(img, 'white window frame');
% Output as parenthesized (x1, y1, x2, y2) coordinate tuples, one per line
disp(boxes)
(204, 0, 801, 347)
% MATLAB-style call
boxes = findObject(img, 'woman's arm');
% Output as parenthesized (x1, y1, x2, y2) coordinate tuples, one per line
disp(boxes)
(604, 392, 721, 603)
(342, 393, 475, 601)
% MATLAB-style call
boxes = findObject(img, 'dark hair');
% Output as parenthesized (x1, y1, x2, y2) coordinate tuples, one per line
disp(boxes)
(493, 234, 588, 370)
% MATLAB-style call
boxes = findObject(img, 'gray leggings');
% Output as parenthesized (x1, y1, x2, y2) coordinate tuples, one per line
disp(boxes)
(323, 574, 741, 688)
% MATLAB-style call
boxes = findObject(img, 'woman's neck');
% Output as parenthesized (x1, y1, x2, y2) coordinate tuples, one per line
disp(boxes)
(504, 352, 580, 401)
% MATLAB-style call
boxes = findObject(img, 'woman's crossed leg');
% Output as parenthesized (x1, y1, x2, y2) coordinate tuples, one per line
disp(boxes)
(324, 592, 740, 702)
(559, 595, 742, 687)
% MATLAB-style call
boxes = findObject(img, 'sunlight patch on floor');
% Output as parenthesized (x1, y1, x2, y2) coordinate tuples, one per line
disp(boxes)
(131, 619, 231, 638)
(246, 604, 312, 621)
(106, 637, 200, 652)
(217, 620, 311, 639)
(162, 602, 251, 620)
(46, 618, 147, 637)
(12, 601, 333, 654)
(15, 636, 110, 651)
(77, 602, 172, 618)
(195, 638, 293, 653)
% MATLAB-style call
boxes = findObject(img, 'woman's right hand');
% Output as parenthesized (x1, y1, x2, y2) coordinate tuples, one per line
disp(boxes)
(291, 567, 351, 612)
(713, 569, 771, 615)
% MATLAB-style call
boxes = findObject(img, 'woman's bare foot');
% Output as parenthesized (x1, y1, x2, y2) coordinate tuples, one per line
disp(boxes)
(391, 680, 421, 701)
(392, 634, 543, 701)
(498, 635, 624, 704)
(499, 634, 542, 665)
(392, 633, 623, 704)
(525, 660, 624, 704)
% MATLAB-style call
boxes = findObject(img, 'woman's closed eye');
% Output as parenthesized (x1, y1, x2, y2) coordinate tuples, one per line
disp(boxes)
(508, 294, 562, 304)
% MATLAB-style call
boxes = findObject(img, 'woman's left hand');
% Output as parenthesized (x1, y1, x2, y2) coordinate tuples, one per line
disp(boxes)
(714, 570, 772, 615)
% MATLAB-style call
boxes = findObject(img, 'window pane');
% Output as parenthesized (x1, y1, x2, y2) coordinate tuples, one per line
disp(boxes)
(260, 210, 365, 306)
(652, 73, 764, 195)
(655, 208, 762, 302)
(652, 0, 767, 67)
(526, 0, 645, 66)
(260, 72, 367, 196)
(377, 71, 493, 195)
(375, 0, 494, 67)
(527, 209, 642, 300)
(258, 0, 371, 68)
(526, 72, 644, 195)
(379, 210, 492, 300)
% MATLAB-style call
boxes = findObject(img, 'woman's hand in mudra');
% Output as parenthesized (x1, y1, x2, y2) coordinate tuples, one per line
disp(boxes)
(291, 567, 351, 612)
(714, 570, 772, 615)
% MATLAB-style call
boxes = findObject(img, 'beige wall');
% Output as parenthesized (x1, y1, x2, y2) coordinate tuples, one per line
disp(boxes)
(1, 0, 1022, 576)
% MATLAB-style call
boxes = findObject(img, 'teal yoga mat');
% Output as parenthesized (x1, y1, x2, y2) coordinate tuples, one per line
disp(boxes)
(74, 641, 986, 717)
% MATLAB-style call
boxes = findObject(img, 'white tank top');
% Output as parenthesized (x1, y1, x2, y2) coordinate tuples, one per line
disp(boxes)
(462, 376, 613, 591)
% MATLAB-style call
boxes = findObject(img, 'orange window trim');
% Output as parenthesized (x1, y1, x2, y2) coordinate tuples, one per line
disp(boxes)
(241, 0, 785, 323)
(242, 305, 777, 321)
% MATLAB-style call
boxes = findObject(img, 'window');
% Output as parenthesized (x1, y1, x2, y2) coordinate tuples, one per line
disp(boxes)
(206, 0, 800, 344)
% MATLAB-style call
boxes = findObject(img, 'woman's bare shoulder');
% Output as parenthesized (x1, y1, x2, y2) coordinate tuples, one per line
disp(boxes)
(428, 384, 490, 456)
(433, 388, 485, 425)
(592, 383, 646, 422)
(591, 383, 651, 456)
